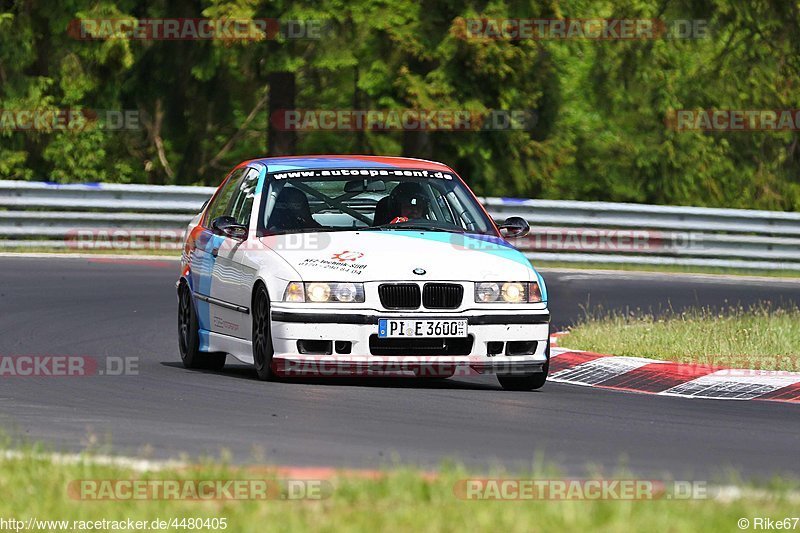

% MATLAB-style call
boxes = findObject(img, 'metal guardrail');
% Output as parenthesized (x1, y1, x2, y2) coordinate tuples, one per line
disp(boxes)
(2, 180, 800, 270)
(482, 198, 800, 270)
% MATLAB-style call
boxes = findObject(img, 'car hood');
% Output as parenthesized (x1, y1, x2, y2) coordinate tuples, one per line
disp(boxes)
(259, 230, 535, 282)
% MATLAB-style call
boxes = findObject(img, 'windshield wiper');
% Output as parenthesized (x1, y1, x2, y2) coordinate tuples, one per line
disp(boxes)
(263, 227, 351, 235)
(364, 223, 465, 233)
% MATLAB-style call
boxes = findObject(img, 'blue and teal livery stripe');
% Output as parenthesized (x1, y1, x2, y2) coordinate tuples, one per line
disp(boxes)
(382, 231, 548, 301)
(384, 231, 530, 268)
(255, 166, 267, 194)
(198, 329, 211, 352)
(188, 230, 226, 350)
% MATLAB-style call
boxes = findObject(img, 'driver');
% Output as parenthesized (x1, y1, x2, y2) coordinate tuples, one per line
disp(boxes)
(267, 187, 321, 231)
(390, 193, 429, 224)
(387, 183, 430, 224)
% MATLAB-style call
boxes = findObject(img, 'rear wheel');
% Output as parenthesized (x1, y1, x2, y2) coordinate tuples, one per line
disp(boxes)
(252, 284, 275, 381)
(178, 283, 226, 371)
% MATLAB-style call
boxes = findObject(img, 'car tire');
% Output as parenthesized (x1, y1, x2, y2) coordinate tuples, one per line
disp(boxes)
(252, 284, 276, 381)
(178, 283, 226, 371)
(497, 344, 550, 391)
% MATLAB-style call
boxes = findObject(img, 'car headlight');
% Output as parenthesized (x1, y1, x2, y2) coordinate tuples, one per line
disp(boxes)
(284, 282, 305, 302)
(283, 282, 365, 303)
(475, 282, 543, 303)
(528, 281, 543, 303)
(475, 282, 501, 303)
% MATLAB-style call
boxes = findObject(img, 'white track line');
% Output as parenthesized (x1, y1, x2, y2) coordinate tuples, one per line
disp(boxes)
(1, 449, 185, 472)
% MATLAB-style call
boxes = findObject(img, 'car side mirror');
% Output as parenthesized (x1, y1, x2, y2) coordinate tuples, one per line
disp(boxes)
(211, 216, 248, 241)
(499, 216, 530, 238)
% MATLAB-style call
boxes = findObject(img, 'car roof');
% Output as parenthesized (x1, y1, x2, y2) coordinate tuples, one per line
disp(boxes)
(242, 155, 455, 174)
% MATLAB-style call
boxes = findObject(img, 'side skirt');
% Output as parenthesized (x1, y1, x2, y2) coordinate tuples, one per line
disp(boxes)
(200, 329, 254, 365)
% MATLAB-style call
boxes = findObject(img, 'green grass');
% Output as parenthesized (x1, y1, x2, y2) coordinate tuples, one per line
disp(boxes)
(560, 306, 800, 371)
(535, 260, 800, 279)
(1, 447, 799, 533)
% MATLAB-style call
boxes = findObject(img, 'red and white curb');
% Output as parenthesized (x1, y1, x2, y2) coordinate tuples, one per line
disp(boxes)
(547, 335, 800, 404)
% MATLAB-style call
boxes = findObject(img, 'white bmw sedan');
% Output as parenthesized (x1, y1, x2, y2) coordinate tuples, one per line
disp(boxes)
(178, 155, 550, 390)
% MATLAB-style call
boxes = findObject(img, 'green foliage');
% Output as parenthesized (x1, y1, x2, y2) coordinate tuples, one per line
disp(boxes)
(1, 0, 799, 210)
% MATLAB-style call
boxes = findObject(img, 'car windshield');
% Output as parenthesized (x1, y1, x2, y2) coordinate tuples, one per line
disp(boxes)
(258, 168, 496, 235)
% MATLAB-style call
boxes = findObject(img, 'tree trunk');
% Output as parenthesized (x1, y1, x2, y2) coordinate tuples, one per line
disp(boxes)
(267, 72, 297, 156)
(402, 130, 432, 159)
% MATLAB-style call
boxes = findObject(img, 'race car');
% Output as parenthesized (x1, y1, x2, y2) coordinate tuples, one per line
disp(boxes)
(177, 155, 550, 391)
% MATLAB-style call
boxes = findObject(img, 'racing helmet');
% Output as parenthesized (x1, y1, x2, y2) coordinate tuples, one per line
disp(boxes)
(390, 182, 429, 217)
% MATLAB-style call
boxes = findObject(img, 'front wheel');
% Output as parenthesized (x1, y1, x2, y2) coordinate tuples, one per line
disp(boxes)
(497, 362, 548, 391)
(497, 343, 550, 391)
(252, 285, 275, 381)
(178, 283, 226, 371)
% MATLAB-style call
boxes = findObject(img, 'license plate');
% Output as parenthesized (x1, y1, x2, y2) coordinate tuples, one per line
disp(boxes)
(378, 319, 468, 338)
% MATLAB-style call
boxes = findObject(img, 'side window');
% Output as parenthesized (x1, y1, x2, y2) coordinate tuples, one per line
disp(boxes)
(228, 168, 260, 226)
(205, 168, 246, 225)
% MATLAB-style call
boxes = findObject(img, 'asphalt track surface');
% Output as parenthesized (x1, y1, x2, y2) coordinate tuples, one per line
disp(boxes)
(1, 256, 800, 480)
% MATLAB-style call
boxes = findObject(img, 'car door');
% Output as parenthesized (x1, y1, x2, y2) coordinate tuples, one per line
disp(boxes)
(189, 167, 245, 335)
(207, 167, 260, 340)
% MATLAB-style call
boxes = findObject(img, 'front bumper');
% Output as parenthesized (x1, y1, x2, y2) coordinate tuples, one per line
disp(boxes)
(271, 354, 545, 377)
(269, 307, 550, 377)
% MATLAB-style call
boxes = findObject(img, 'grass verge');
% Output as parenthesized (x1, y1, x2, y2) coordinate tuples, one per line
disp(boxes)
(1, 447, 799, 532)
(560, 306, 800, 371)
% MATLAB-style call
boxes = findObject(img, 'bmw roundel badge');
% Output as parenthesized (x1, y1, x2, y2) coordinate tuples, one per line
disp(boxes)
(413, 268, 426, 275)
